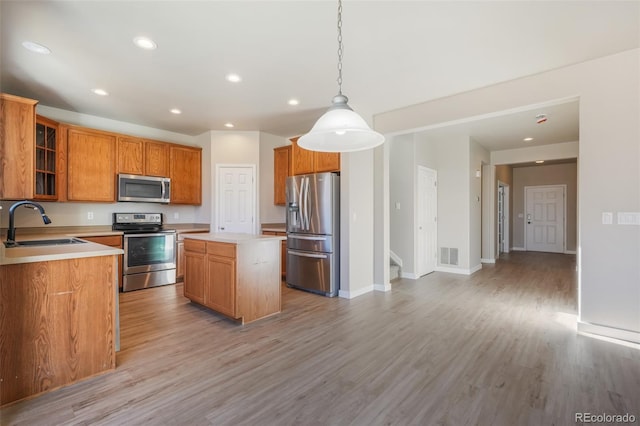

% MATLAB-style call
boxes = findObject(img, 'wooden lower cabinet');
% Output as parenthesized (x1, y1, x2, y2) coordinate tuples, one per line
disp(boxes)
(0, 255, 117, 406)
(177, 231, 209, 281)
(79, 235, 123, 290)
(183, 238, 281, 324)
(184, 240, 206, 305)
(205, 254, 236, 317)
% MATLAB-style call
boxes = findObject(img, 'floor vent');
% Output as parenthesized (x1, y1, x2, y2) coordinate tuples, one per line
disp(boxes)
(440, 247, 459, 265)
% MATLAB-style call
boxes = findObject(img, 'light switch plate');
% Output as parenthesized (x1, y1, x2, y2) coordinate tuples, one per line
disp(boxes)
(618, 212, 640, 225)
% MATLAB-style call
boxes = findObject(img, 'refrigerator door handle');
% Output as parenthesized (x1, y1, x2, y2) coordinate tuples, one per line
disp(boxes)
(288, 235, 327, 241)
(288, 250, 328, 259)
(304, 176, 310, 230)
(297, 178, 304, 230)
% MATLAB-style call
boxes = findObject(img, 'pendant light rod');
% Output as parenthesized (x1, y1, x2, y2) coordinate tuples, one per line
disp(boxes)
(337, 0, 343, 95)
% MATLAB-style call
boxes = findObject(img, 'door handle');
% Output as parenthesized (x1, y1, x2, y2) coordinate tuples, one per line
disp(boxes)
(288, 235, 327, 241)
(288, 250, 328, 259)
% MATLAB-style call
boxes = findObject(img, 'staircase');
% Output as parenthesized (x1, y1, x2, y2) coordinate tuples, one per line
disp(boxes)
(390, 250, 402, 282)
(390, 258, 401, 281)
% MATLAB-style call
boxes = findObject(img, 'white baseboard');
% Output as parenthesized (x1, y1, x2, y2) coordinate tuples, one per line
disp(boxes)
(512, 247, 526, 251)
(481, 258, 496, 264)
(564, 250, 577, 254)
(374, 283, 392, 292)
(435, 264, 482, 275)
(338, 285, 373, 299)
(577, 321, 640, 344)
(401, 271, 420, 279)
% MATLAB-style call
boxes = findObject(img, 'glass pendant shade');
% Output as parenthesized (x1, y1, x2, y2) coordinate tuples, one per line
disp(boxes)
(298, 94, 385, 153)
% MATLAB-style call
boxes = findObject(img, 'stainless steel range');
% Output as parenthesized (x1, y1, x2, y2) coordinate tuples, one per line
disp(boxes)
(113, 213, 176, 292)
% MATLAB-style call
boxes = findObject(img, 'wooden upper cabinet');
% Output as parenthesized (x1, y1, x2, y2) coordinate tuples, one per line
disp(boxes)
(273, 145, 291, 205)
(33, 115, 60, 200)
(144, 140, 170, 177)
(290, 137, 314, 175)
(0, 93, 37, 200)
(287, 137, 340, 176)
(314, 151, 340, 173)
(67, 127, 116, 202)
(170, 145, 202, 205)
(116, 136, 144, 175)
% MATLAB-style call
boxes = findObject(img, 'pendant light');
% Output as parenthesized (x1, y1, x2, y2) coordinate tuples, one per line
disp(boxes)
(297, 0, 385, 153)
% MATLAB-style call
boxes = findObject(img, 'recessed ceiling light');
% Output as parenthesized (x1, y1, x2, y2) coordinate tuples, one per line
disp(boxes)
(225, 73, 242, 83)
(133, 37, 157, 50)
(92, 88, 109, 96)
(170, 108, 182, 114)
(224, 123, 234, 128)
(523, 137, 534, 142)
(22, 41, 51, 54)
(288, 99, 300, 106)
(535, 160, 545, 164)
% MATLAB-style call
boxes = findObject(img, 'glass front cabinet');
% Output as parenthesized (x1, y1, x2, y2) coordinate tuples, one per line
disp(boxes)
(34, 115, 59, 200)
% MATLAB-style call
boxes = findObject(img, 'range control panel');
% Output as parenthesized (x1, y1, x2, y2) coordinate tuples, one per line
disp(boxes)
(113, 213, 162, 225)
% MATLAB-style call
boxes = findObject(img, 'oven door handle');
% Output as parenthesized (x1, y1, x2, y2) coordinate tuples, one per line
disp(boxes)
(123, 232, 176, 238)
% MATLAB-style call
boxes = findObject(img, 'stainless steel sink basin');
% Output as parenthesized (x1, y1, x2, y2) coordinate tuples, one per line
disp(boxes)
(3, 238, 87, 248)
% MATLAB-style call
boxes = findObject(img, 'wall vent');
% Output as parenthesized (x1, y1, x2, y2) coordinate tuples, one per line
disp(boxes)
(440, 247, 459, 265)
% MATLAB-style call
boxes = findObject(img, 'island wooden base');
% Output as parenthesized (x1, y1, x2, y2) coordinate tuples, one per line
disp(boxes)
(184, 237, 281, 324)
(0, 255, 116, 406)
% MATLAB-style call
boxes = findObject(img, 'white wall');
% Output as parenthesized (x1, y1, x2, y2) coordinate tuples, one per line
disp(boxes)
(389, 134, 416, 274)
(435, 134, 471, 271)
(375, 49, 640, 343)
(340, 150, 375, 299)
(258, 133, 289, 224)
(469, 138, 490, 271)
(491, 141, 579, 165)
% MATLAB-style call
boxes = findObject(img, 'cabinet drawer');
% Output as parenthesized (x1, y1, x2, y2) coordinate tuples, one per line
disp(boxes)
(206, 241, 236, 258)
(81, 235, 122, 247)
(185, 239, 206, 253)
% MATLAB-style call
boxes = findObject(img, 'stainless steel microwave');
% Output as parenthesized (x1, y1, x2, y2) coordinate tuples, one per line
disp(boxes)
(118, 174, 170, 204)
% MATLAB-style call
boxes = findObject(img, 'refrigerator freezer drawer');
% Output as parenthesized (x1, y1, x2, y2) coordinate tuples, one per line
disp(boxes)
(286, 249, 338, 297)
(287, 234, 333, 253)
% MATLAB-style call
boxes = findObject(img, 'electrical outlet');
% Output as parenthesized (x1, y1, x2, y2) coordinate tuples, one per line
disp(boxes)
(87, 212, 94, 220)
(173, 212, 179, 219)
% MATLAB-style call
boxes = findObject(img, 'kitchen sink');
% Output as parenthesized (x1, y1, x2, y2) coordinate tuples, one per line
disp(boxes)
(3, 238, 87, 248)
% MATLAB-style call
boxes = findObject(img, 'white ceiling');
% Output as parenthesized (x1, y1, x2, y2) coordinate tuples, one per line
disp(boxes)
(1, 1, 638, 151)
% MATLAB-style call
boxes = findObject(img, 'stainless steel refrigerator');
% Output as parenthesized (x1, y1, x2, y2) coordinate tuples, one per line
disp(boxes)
(286, 172, 340, 297)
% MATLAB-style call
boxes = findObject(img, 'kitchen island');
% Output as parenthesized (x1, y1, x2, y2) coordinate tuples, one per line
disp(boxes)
(182, 233, 284, 324)
(0, 238, 122, 406)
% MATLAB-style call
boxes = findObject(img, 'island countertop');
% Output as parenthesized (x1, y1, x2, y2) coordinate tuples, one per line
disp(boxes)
(182, 232, 286, 244)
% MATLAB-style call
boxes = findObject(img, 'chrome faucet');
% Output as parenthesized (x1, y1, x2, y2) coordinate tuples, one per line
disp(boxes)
(7, 200, 52, 242)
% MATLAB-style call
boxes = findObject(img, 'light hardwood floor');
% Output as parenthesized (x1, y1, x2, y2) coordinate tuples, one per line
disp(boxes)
(2, 252, 639, 425)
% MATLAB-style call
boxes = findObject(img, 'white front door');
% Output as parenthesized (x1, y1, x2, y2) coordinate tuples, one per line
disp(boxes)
(416, 166, 437, 276)
(525, 185, 565, 253)
(217, 166, 256, 234)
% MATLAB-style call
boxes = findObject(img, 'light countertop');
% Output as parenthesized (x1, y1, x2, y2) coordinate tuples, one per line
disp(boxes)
(1, 237, 123, 266)
(183, 232, 286, 244)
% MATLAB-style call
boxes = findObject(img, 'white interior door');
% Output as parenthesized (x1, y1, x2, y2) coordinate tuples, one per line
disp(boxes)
(217, 166, 256, 234)
(417, 166, 437, 276)
(525, 185, 565, 253)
